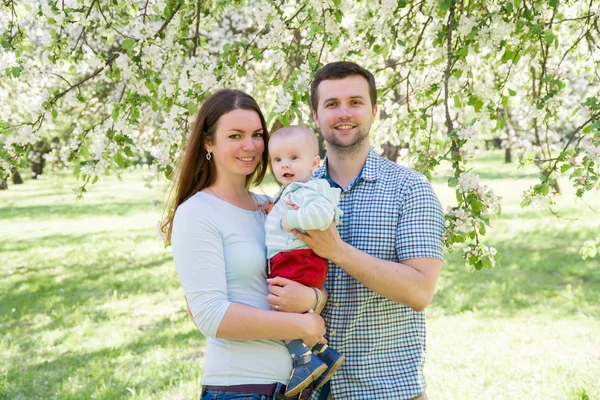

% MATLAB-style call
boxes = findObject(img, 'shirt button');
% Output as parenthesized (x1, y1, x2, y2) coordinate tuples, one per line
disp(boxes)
(340, 193, 345, 199)
(337, 274, 342, 280)
(331, 329, 337, 336)
(338, 220, 343, 226)
(334, 302, 340, 307)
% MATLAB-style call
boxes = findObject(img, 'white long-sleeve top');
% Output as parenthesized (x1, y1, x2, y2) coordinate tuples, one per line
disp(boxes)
(266, 179, 342, 259)
(171, 191, 291, 385)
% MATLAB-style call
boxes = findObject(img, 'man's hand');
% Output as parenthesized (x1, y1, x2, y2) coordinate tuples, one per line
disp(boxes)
(266, 276, 316, 313)
(292, 222, 345, 263)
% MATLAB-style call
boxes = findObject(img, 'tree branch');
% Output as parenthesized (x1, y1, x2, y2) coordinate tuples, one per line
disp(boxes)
(192, 0, 202, 57)
(444, 0, 456, 135)
(548, 111, 600, 175)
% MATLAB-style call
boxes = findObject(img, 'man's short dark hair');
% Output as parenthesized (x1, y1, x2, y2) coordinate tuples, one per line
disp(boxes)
(310, 61, 377, 112)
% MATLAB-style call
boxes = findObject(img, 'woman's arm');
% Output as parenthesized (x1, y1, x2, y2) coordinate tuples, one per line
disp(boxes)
(217, 303, 325, 347)
(172, 199, 325, 344)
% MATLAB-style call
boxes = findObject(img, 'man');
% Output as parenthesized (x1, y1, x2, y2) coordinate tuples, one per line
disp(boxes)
(293, 61, 445, 399)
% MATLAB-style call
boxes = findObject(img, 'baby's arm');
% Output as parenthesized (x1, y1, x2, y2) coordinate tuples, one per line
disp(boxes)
(286, 187, 337, 231)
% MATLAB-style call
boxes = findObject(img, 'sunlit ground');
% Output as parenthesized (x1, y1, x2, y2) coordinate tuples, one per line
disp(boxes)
(1, 151, 599, 399)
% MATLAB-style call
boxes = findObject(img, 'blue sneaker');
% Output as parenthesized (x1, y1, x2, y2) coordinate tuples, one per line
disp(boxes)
(311, 344, 346, 391)
(285, 351, 327, 398)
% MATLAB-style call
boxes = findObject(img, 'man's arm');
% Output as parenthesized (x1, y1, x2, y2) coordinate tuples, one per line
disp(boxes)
(292, 225, 441, 311)
(293, 174, 444, 311)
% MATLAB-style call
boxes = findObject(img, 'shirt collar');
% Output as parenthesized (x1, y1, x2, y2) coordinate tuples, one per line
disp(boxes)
(312, 148, 380, 186)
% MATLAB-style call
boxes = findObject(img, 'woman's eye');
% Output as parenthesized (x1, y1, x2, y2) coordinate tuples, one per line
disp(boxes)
(291, 156, 298, 160)
(253, 132, 263, 138)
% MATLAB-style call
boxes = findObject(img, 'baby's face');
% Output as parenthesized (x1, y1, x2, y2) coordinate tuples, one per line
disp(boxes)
(269, 134, 319, 185)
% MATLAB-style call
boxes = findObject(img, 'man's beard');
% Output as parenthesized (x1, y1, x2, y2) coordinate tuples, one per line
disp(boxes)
(324, 126, 370, 156)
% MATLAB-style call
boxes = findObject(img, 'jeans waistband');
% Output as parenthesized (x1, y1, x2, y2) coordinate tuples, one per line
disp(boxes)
(202, 383, 286, 396)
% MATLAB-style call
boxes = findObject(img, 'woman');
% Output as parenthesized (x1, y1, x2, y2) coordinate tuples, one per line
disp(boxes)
(163, 89, 325, 400)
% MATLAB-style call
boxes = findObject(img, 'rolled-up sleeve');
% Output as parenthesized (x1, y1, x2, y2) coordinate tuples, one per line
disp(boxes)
(396, 174, 445, 261)
(171, 200, 231, 337)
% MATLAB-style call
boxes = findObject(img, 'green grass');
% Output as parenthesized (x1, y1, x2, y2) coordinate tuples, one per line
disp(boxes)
(1, 151, 599, 399)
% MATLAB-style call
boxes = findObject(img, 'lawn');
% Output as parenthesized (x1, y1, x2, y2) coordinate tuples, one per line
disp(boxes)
(1, 152, 599, 399)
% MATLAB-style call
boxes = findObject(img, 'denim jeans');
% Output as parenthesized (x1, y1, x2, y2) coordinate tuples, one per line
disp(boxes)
(200, 383, 287, 400)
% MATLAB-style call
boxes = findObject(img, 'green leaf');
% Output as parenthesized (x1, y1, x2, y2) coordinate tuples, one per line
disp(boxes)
(11, 67, 22, 78)
(91, 175, 99, 184)
(456, 191, 463, 203)
(122, 39, 135, 50)
(482, 256, 493, 269)
(479, 224, 486, 235)
(51, 108, 58, 118)
(332, 0, 341, 6)
(131, 107, 140, 120)
(471, 199, 483, 214)
(237, 67, 245, 77)
(335, 10, 343, 23)
(114, 152, 125, 168)
(560, 164, 572, 173)
(448, 177, 459, 187)
(514, 0, 522, 8)
(251, 47, 261, 61)
(501, 49, 514, 63)
(164, 165, 174, 180)
(123, 147, 134, 157)
(439, 0, 452, 12)
(543, 31, 556, 45)
(508, 88, 516, 96)
(453, 94, 463, 108)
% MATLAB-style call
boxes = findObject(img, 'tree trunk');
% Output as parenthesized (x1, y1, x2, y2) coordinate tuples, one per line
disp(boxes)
(381, 142, 401, 162)
(316, 133, 326, 159)
(0, 179, 7, 190)
(504, 148, 512, 163)
(12, 170, 23, 184)
(32, 158, 44, 179)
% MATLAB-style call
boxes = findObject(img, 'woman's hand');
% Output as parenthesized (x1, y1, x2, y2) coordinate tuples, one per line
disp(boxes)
(267, 277, 316, 313)
(298, 313, 326, 348)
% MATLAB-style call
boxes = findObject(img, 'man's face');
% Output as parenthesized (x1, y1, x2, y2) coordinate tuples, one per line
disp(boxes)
(312, 75, 377, 154)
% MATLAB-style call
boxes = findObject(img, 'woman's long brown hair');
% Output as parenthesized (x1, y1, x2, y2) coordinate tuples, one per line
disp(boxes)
(161, 89, 270, 243)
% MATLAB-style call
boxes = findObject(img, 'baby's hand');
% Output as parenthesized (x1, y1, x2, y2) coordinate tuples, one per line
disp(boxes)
(281, 214, 292, 233)
(259, 199, 273, 214)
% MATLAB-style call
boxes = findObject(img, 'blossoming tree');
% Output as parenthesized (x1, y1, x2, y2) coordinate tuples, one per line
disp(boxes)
(1, 0, 599, 266)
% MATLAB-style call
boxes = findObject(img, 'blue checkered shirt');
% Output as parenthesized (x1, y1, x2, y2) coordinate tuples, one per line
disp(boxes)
(311, 149, 444, 400)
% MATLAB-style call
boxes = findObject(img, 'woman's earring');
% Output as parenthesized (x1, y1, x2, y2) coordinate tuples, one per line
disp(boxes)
(206, 152, 212, 161)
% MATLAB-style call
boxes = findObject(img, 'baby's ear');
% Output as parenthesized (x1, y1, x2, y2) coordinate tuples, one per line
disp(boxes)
(312, 155, 321, 171)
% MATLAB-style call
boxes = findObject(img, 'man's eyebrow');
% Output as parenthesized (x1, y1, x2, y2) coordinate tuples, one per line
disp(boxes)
(322, 95, 367, 103)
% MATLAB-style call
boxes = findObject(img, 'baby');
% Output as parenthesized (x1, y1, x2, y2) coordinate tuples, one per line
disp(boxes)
(265, 126, 345, 398)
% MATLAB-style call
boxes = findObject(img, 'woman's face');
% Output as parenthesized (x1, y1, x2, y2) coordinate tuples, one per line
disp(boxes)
(205, 109, 265, 183)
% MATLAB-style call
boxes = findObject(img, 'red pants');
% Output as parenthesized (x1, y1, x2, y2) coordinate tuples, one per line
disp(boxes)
(268, 249, 328, 288)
